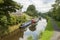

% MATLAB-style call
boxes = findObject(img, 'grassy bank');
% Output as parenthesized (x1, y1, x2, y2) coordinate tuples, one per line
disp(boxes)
(8, 24, 20, 33)
(38, 18, 54, 40)
(2, 13, 32, 35)
(8, 13, 31, 33)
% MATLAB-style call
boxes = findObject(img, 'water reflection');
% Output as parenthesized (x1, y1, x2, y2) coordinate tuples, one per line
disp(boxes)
(19, 23, 37, 40)
(1, 18, 47, 40)
(29, 23, 37, 31)
(19, 18, 47, 40)
(19, 28, 24, 38)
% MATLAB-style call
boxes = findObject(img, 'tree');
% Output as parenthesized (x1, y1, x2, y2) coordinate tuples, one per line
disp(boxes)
(52, 0, 60, 21)
(0, 0, 22, 17)
(27, 5, 35, 12)
(0, 0, 22, 35)
(26, 5, 38, 17)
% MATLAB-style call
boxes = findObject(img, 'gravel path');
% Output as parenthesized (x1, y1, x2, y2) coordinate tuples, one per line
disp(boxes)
(50, 19, 60, 40)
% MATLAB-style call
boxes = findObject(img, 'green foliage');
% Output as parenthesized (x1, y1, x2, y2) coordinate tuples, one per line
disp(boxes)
(56, 21, 60, 28)
(16, 16, 21, 24)
(26, 5, 38, 17)
(0, 0, 22, 35)
(27, 5, 35, 12)
(0, 16, 7, 24)
(7, 15, 17, 25)
(51, 0, 60, 21)
(26, 11, 33, 16)
(0, 16, 8, 35)
(0, 14, 27, 36)
(7, 15, 27, 25)
(20, 15, 27, 23)
(0, 0, 21, 14)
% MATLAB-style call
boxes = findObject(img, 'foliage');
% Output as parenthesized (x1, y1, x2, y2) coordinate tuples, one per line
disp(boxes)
(26, 5, 39, 17)
(8, 14, 27, 25)
(0, 14, 27, 35)
(56, 21, 60, 28)
(7, 15, 17, 25)
(0, 0, 21, 14)
(27, 5, 35, 12)
(0, 0, 22, 24)
(0, 16, 8, 35)
(16, 15, 27, 24)
(0, 0, 22, 35)
(50, 0, 60, 21)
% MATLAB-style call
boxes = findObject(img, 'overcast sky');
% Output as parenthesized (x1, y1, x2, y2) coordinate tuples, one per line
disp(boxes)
(14, 0, 55, 13)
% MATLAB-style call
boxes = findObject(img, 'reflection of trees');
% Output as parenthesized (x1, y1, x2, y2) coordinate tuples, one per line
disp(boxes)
(39, 17, 41, 20)
(19, 28, 26, 38)
(29, 24, 36, 31)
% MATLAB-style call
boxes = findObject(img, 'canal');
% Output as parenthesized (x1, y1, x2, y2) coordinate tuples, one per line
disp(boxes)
(0, 18, 47, 40)
(19, 18, 47, 40)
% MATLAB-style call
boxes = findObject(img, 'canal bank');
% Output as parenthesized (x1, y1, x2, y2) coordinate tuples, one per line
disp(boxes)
(0, 18, 47, 40)
(39, 18, 54, 40)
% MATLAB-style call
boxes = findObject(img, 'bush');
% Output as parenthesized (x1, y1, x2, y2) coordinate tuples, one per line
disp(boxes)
(16, 16, 21, 24)
(0, 15, 7, 24)
(6, 14, 27, 26)
(20, 15, 27, 23)
(0, 15, 8, 35)
(16, 15, 27, 23)
(7, 15, 17, 25)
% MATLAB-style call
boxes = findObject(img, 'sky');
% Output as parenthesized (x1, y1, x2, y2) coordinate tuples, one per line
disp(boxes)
(14, 0, 55, 13)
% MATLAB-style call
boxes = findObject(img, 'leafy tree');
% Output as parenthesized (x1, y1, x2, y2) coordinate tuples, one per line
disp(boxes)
(52, 0, 60, 21)
(0, 0, 22, 19)
(26, 5, 38, 17)
(27, 5, 35, 12)
(0, 0, 22, 35)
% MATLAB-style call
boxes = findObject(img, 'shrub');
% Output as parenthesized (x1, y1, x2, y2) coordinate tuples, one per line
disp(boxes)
(16, 16, 21, 24)
(7, 15, 17, 25)
(0, 15, 8, 35)
(20, 15, 27, 23)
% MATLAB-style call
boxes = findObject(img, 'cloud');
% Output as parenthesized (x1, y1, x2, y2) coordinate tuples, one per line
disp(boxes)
(14, 0, 55, 13)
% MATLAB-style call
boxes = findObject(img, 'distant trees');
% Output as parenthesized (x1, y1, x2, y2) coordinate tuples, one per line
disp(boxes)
(25, 5, 39, 17)
(51, 0, 60, 21)
(47, 0, 60, 21)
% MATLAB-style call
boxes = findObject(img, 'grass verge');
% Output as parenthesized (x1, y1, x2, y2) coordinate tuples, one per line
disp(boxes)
(38, 18, 54, 40)
(8, 24, 21, 33)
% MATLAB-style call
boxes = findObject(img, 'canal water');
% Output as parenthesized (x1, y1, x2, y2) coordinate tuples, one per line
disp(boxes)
(19, 18, 47, 40)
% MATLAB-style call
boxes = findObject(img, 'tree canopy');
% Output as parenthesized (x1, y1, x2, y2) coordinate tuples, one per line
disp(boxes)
(0, 0, 22, 14)
(26, 5, 38, 17)
(0, 0, 22, 35)
(47, 0, 60, 21)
